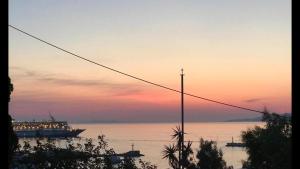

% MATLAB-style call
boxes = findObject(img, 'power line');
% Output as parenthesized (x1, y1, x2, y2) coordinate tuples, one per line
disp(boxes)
(9, 24, 265, 114)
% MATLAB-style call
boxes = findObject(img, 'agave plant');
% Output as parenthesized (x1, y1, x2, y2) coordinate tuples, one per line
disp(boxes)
(162, 144, 179, 169)
(163, 126, 194, 169)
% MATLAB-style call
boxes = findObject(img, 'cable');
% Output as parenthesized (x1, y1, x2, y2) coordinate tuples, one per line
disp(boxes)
(9, 25, 265, 114)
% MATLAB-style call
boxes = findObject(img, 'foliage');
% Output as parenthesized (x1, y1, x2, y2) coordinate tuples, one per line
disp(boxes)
(11, 135, 156, 169)
(163, 126, 232, 169)
(118, 157, 138, 169)
(241, 111, 291, 169)
(196, 139, 233, 169)
(163, 126, 196, 169)
(138, 159, 157, 169)
(8, 77, 19, 168)
(8, 76, 14, 102)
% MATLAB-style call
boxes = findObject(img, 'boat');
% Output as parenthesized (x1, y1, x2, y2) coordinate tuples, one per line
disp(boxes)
(12, 113, 85, 138)
(225, 137, 246, 147)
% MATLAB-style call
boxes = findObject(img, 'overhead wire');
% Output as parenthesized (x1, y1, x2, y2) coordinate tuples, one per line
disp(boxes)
(9, 25, 266, 114)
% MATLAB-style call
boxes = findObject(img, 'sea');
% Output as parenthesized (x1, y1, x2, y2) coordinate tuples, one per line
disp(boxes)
(18, 122, 264, 169)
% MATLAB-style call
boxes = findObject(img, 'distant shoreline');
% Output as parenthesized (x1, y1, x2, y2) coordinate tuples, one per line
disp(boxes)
(69, 121, 265, 124)
(14, 113, 291, 124)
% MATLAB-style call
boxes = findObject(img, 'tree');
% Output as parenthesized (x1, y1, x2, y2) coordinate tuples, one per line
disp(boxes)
(139, 159, 158, 169)
(163, 127, 232, 169)
(11, 135, 157, 169)
(162, 126, 195, 169)
(8, 77, 18, 168)
(118, 156, 138, 169)
(196, 139, 233, 169)
(241, 111, 291, 169)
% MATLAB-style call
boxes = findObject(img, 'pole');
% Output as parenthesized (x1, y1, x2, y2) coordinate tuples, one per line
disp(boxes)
(181, 69, 184, 169)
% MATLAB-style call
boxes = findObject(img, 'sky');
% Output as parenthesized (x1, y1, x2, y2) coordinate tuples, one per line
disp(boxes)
(9, 0, 291, 122)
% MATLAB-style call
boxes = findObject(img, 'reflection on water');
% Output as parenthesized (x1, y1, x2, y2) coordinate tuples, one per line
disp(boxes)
(19, 122, 264, 169)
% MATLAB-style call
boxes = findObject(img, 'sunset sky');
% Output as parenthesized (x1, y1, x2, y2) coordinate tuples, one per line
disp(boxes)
(9, 0, 291, 122)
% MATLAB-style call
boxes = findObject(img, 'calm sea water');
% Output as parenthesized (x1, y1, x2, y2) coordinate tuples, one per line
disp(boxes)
(19, 122, 264, 169)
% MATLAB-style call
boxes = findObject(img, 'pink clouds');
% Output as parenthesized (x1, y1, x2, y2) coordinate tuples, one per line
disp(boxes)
(9, 66, 291, 122)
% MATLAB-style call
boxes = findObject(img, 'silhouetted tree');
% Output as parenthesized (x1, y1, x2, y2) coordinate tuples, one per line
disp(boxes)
(8, 77, 18, 168)
(163, 143, 180, 169)
(241, 111, 291, 169)
(118, 156, 138, 169)
(11, 135, 156, 169)
(163, 126, 196, 169)
(138, 159, 158, 169)
(163, 127, 233, 169)
(196, 138, 233, 169)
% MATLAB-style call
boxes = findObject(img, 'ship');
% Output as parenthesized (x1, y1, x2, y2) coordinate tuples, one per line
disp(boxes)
(12, 113, 85, 138)
(225, 137, 245, 147)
